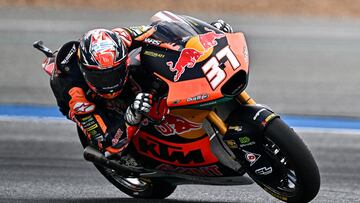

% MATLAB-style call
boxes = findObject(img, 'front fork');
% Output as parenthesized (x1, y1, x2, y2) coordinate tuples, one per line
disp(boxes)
(206, 91, 256, 135)
(207, 91, 278, 179)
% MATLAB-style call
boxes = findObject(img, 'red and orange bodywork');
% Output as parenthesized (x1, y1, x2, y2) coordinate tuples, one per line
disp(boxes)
(135, 30, 253, 172)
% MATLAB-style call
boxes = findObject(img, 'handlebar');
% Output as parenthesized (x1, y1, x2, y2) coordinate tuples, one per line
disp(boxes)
(33, 41, 54, 57)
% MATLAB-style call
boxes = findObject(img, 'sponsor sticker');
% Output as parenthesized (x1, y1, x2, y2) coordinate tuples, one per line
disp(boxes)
(243, 150, 261, 166)
(135, 132, 218, 166)
(87, 124, 98, 132)
(144, 50, 165, 58)
(243, 45, 249, 65)
(262, 113, 277, 126)
(225, 140, 238, 149)
(166, 31, 225, 82)
(186, 94, 209, 102)
(73, 102, 95, 114)
(239, 141, 256, 148)
(112, 128, 124, 145)
(61, 44, 77, 65)
(239, 136, 251, 144)
(255, 167, 273, 176)
(144, 38, 161, 46)
(228, 126, 242, 132)
(239, 136, 256, 147)
(156, 164, 223, 176)
(155, 114, 202, 136)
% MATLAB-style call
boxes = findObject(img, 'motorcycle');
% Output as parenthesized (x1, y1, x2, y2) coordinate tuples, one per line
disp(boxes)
(34, 11, 320, 203)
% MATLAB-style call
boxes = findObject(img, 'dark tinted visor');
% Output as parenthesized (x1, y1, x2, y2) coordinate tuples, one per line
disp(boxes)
(81, 63, 128, 94)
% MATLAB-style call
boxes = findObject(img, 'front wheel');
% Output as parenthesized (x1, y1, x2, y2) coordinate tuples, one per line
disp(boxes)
(249, 118, 320, 202)
(76, 127, 177, 199)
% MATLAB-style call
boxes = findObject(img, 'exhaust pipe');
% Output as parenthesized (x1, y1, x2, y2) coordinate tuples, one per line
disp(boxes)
(83, 146, 141, 174)
(84, 146, 110, 164)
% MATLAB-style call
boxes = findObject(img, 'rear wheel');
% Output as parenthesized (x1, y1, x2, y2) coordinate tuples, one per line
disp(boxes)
(77, 127, 177, 199)
(246, 118, 320, 202)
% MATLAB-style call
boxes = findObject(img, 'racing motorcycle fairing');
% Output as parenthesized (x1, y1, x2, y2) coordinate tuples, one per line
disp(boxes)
(129, 105, 252, 177)
(141, 13, 249, 108)
(156, 33, 248, 108)
(131, 12, 251, 177)
(131, 108, 215, 166)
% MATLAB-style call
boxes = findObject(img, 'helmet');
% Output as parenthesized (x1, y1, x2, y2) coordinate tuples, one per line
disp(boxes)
(78, 29, 128, 99)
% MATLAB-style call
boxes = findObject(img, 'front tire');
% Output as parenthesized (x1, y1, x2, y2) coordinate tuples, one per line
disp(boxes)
(250, 118, 320, 202)
(76, 127, 177, 199)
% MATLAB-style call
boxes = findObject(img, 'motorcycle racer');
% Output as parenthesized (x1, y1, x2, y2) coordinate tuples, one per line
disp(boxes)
(50, 12, 233, 156)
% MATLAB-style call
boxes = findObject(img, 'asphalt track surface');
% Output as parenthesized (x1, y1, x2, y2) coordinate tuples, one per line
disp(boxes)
(1, 7, 360, 203)
(1, 118, 360, 203)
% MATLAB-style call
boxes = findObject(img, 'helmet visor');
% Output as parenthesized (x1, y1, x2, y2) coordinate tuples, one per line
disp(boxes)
(81, 63, 128, 94)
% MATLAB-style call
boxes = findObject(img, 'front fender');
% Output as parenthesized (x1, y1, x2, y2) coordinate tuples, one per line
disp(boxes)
(223, 104, 279, 146)
(227, 104, 278, 131)
(222, 104, 279, 174)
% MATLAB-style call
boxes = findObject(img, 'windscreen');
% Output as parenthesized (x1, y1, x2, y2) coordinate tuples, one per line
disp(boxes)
(150, 21, 198, 43)
(150, 11, 218, 43)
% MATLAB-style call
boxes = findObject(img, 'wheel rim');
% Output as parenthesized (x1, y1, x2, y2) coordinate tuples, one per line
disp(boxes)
(254, 137, 301, 197)
(103, 167, 151, 193)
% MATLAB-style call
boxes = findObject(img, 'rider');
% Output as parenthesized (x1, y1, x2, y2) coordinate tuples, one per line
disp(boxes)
(50, 11, 233, 157)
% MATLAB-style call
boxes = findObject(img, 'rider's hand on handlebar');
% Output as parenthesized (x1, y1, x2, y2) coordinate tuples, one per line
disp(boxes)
(125, 93, 153, 125)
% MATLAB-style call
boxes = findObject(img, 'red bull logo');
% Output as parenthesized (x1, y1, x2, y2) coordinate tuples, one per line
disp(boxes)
(166, 48, 203, 82)
(155, 114, 202, 136)
(166, 31, 225, 82)
(198, 31, 225, 50)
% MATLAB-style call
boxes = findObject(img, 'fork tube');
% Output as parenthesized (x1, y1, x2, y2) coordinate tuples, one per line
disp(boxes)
(206, 91, 255, 136)
(207, 111, 227, 135)
(238, 91, 256, 104)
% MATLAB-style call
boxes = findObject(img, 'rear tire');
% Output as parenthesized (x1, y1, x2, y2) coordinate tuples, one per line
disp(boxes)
(76, 127, 177, 199)
(250, 118, 320, 202)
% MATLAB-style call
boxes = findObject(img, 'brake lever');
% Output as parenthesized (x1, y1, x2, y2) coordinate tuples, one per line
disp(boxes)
(33, 40, 54, 57)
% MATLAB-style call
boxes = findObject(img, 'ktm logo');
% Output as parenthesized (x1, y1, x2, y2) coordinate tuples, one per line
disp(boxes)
(134, 132, 218, 166)
(138, 136, 204, 166)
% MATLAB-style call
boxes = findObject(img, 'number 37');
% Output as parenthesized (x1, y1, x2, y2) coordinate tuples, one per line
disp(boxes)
(201, 46, 240, 89)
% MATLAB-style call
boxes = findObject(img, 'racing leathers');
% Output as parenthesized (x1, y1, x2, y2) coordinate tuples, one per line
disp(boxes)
(50, 18, 233, 156)
(51, 26, 154, 155)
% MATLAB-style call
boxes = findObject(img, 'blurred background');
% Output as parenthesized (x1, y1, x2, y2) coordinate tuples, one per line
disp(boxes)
(0, 0, 360, 116)
(1, 1, 360, 202)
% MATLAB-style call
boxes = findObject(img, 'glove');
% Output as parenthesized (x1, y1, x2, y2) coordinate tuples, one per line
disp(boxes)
(125, 93, 153, 125)
(211, 19, 233, 33)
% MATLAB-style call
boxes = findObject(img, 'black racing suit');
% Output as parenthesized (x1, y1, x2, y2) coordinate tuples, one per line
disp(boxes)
(50, 26, 153, 154)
